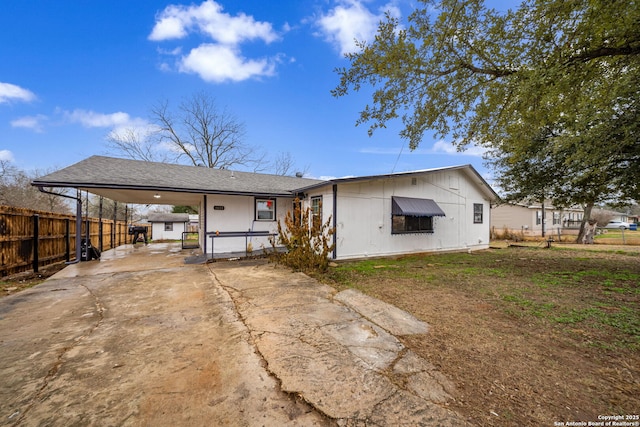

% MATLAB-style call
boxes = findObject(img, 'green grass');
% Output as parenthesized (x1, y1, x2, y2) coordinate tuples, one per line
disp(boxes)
(326, 247, 640, 349)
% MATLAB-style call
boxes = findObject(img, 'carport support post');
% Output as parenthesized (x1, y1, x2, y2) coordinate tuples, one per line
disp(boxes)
(98, 196, 104, 252)
(75, 189, 82, 261)
(32, 214, 39, 273)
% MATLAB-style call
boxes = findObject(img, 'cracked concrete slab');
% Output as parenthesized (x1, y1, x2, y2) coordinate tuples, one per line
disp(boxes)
(1, 244, 470, 426)
(1, 244, 328, 426)
(334, 288, 430, 336)
(211, 260, 471, 426)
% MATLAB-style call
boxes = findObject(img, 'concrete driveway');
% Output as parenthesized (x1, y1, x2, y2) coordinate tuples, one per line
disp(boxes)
(0, 243, 469, 426)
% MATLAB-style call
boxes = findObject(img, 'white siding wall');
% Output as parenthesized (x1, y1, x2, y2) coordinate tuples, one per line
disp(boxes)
(204, 194, 293, 254)
(151, 222, 186, 241)
(307, 169, 492, 260)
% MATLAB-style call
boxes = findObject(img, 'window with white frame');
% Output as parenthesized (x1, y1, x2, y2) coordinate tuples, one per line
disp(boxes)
(255, 198, 276, 221)
(311, 196, 322, 229)
(473, 203, 483, 224)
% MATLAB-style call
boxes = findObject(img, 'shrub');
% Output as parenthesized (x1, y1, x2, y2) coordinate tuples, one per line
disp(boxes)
(491, 225, 525, 241)
(270, 198, 335, 273)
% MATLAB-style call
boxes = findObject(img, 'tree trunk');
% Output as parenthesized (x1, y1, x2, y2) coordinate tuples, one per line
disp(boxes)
(576, 203, 594, 243)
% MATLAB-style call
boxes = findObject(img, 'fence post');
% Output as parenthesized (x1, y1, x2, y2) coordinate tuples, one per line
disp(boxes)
(32, 214, 39, 273)
(113, 202, 117, 247)
(65, 218, 71, 262)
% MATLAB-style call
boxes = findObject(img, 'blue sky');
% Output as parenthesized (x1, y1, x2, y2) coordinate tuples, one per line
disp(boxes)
(1, 0, 508, 182)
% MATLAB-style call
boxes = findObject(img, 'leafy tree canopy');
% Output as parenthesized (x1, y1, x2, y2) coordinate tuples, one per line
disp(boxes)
(333, 0, 639, 207)
(172, 205, 198, 214)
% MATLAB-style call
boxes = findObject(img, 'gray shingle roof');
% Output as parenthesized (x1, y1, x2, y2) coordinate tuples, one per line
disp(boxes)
(147, 213, 190, 223)
(33, 155, 326, 197)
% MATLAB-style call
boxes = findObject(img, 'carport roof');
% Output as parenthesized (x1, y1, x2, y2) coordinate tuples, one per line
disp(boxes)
(32, 156, 326, 205)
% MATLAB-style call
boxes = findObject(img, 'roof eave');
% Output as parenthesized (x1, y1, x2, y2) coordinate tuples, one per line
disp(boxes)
(32, 180, 297, 198)
(294, 164, 499, 201)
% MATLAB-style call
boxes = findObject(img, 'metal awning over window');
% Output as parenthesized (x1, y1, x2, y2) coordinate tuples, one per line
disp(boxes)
(392, 196, 446, 217)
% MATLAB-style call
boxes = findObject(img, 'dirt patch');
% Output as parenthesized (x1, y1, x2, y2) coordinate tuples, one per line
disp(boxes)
(321, 245, 640, 427)
(1, 262, 67, 296)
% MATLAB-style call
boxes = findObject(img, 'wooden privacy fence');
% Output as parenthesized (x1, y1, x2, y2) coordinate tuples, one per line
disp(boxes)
(0, 206, 150, 277)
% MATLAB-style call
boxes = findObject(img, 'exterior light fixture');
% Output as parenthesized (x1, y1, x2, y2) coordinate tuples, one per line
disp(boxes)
(153, 193, 161, 199)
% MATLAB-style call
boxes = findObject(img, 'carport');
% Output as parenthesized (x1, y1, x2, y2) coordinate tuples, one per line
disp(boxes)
(32, 155, 323, 262)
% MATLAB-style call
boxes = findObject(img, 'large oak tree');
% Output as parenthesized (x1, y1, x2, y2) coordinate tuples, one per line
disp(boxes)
(333, 0, 639, 240)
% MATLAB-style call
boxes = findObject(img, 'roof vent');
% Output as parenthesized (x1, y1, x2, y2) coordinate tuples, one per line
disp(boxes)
(295, 172, 303, 178)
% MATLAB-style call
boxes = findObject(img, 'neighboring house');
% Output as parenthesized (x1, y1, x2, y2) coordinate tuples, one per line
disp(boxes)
(147, 213, 189, 241)
(591, 208, 629, 224)
(491, 203, 585, 236)
(32, 156, 498, 260)
(188, 214, 199, 231)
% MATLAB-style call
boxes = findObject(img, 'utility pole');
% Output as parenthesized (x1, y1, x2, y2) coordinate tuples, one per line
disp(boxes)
(541, 200, 546, 238)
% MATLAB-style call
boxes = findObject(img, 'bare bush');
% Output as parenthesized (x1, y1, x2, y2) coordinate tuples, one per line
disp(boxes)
(270, 199, 335, 274)
(590, 209, 615, 227)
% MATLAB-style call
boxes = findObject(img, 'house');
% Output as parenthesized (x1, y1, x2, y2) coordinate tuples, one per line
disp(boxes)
(32, 156, 498, 260)
(296, 167, 497, 259)
(591, 208, 630, 224)
(147, 213, 189, 241)
(491, 202, 585, 236)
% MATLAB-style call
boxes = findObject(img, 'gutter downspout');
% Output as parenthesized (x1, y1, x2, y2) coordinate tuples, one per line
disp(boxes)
(332, 184, 337, 260)
(203, 195, 208, 256)
(37, 187, 83, 264)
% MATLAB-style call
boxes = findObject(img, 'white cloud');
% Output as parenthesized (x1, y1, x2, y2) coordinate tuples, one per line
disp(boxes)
(431, 140, 487, 157)
(149, 1, 281, 83)
(149, 1, 278, 44)
(0, 150, 14, 162)
(64, 109, 134, 128)
(179, 44, 276, 83)
(10, 115, 48, 133)
(0, 82, 36, 104)
(358, 140, 487, 157)
(149, 12, 188, 40)
(317, 0, 400, 55)
(157, 46, 183, 56)
(62, 109, 154, 140)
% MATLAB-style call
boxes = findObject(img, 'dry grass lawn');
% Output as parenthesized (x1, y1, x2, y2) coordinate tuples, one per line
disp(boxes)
(322, 244, 640, 426)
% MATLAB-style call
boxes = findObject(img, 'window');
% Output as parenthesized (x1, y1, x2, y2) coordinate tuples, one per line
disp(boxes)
(391, 196, 444, 234)
(473, 203, 483, 224)
(392, 215, 434, 234)
(311, 196, 322, 230)
(553, 212, 560, 225)
(536, 211, 542, 225)
(255, 198, 276, 221)
(164, 222, 173, 231)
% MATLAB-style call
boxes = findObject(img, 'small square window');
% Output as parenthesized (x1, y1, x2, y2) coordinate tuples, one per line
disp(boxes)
(164, 222, 173, 231)
(473, 204, 483, 224)
(255, 198, 276, 221)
